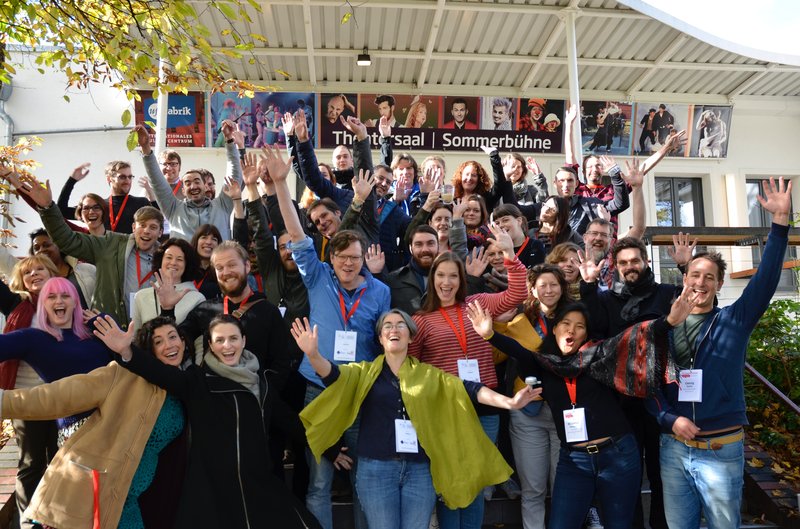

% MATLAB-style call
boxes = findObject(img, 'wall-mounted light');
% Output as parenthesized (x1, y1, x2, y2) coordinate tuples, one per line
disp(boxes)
(357, 48, 371, 66)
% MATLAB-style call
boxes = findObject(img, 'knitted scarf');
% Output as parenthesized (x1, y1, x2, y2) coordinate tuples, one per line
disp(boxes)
(610, 266, 657, 322)
(203, 349, 261, 399)
(301, 355, 512, 509)
(535, 318, 677, 398)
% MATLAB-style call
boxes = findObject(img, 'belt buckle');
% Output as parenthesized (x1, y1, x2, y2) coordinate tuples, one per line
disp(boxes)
(683, 438, 693, 448)
(586, 444, 599, 454)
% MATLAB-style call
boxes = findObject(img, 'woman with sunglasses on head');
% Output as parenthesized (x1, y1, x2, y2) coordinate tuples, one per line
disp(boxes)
(0, 316, 189, 529)
(94, 313, 320, 529)
(294, 310, 538, 529)
(468, 287, 697, 529)
(406, 222, 528, 529)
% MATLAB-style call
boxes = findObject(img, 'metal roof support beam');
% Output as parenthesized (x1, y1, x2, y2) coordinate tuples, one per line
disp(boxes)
(625, 34, 688, 96)
(416, 0, 446, 90)
(727, 64, 776, 100)
(561, 6, 581, 168)
(301, 0, 317, 86)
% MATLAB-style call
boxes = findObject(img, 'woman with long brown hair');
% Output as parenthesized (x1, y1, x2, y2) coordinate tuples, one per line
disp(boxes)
(537, 195, 583, 256)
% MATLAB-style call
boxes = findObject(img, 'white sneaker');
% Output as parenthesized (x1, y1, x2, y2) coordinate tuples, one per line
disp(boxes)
(586, 506, 604, 529)
(483, 485, 495, 501)
(500, 478, 521, 500)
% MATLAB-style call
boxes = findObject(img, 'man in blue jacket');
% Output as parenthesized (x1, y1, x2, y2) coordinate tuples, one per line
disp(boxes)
(649, 177, 792, 529)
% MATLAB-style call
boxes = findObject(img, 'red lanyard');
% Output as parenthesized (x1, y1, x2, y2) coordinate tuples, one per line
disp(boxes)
(136, 251, 154, 288)
(108, 194, 130, 232)
(564, 377, 578, 407)
(224, 292, 252, 315)
(537, 315, 548, 337)
(439, 305, 468, 356)
(254, 273, 263, 294)
(172, 180, 182, 196)
(514, 236, 530, 259)
(194, 268, 208, 291)
(339, 288, 367, 328)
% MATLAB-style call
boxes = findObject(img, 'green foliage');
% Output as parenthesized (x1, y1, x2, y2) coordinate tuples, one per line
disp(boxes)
(0, 0, 269, 100)
(746, 297, 800, 483)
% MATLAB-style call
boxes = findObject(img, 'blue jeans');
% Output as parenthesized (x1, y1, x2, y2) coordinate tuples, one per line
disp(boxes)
(659, 434, 743, 529)
(304, 384, 367, 529)
(437, 414, 500, 529)
(356, 457, 436, 529)
(548, 433, 641, 529)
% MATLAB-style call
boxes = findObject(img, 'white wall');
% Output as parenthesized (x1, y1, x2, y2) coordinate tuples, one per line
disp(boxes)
(4, 54, 799, 303)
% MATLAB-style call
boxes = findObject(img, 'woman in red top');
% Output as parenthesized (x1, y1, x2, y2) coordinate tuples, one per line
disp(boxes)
(407, 222, 528, 529)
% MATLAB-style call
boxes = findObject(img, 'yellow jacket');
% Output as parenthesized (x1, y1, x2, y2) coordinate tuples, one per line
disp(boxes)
(1, 362, 168, 529)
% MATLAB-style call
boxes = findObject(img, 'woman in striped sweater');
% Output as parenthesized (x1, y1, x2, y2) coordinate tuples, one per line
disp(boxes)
(407, 222, 529, 529)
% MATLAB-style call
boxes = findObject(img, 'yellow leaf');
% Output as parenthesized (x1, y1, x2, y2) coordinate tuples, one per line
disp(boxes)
(276, 69, 291, 79)
(341, 12, 351, 24)
(771, 463, 785, 474)
(121, 109, 132, 127)
(126, 130, 138, 152)
(747, 457, 765, 468)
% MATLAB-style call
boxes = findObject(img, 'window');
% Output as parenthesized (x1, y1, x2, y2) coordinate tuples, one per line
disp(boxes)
(746, 179, 796, 292)
(654, 177, 705, 285)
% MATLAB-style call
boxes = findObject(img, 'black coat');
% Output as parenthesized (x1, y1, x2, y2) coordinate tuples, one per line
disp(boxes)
(123, 347, 319, 529)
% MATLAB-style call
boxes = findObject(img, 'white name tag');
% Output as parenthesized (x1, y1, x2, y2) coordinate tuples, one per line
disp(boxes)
(678, 369, 703, 402)
(563, 407, 589, 443)
(395, 419, 419, 453)
(457, 359, 481, 382)
(129, 293, 137, 319)
(278, 306, 287, 317)
(333, 330, 357, 362)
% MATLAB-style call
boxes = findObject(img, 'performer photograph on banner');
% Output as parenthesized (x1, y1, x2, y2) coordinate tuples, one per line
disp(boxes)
(441, 96, 480, 130)
(633, 103, 690, 157)
(690, 105, 731, 158)
(579, 100, 633, 156)
(401, 95, 438, 128)
(481, 96, 517, 130)
(251, 92, 315, 148)
(519, 98, 566, 133)
(318, 92, 358, 148)
(209, 93, 252, 147)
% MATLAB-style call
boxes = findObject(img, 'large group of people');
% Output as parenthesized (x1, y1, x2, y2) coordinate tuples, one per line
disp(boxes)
(0, 101, 791, 529)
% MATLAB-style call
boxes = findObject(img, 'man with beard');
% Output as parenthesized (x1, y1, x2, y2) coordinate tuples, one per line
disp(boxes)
(136, 121, 242, 241)
(272, 135, 389, 529)
(385, 225, 438, 314)
(56, 161, 153, 234)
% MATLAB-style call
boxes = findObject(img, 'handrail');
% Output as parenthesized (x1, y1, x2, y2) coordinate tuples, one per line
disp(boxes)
(745, 361, 800, 416)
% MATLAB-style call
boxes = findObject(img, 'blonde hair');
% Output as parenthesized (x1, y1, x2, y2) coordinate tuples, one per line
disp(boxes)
(9, 255, 59, 301)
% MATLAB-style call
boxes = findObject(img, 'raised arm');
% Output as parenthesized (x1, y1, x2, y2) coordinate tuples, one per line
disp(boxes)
(619, 158, 646, 240)
(641, 130, 687, 175)
(136, 124, 181, 220)
(56, 163, 89, 220)
(290, 317, 332, 379)
(563, 104, 579, 166)
(466, 224, 528, 314)
(265, 145, 305, 243)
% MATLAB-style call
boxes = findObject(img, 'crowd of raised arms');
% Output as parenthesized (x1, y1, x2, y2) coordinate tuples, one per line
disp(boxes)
(0, 102, 791, 529)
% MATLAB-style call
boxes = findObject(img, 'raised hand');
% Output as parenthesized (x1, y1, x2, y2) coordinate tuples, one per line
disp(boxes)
(281, 112, 295, 137)
(352, 169, 375, 203)
(153, 270, 189, 310)
(71, 163, 91, 181)
(92, 315, 136, 360)
(365, 244, 385, 274)
(480, 145, 496, 156)
(667, 285, 700, 326)
(222, 176, 241, 201)
(290, 317, 320, 359)
(525, 156, 541, 175)
(379, 115, 392, 138)
(667, 232, 698, 266)
(576, 249, 604, 283)
(465, 246, 489, 277)
(488, 222, 514, 256)
(133, 124, 152, 155)
(757, 176, 792, 225)
(393, 174, 411, 203)
(293, 109, 309, 142)
(465, 300, 494, 339)
(16, 176, 53, 208)
(261, 145, 293, 184)
(664, 129, 687, 153)
(231, 127, 246, 149)
(623, 158, 644, 188)
(595, 204, 611, 222)
(340, 115, 368, 141)
(565, 103, 578, 124)
(598, 155, 617, 173)
(220, 119, 236, 140)
(242, 152, 261, 187)
(452, 198, 467, 219)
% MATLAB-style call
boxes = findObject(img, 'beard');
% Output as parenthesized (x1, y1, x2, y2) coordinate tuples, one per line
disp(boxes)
(219, 274, 248, 298)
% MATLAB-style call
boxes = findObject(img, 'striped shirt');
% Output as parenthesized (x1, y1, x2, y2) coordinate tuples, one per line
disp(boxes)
(408, 257, 528, 388)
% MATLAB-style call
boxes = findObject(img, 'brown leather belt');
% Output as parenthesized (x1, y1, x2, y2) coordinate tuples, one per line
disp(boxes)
(673, 429, 744, 450)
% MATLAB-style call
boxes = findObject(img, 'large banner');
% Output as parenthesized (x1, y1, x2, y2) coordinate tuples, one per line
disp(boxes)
(630, 103, 732, 158)
(134, 92, 207, 147)
(578, 101, 633, 156)
(318, 93, 564, 154)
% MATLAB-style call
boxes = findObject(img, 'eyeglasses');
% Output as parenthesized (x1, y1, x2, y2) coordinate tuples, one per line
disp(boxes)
(161, 161, 180, 168)
(585, 231, 610, 239)
(80, 205, 103, 213)
(381, 322, 408, 332)
(333, 254, 363, 264)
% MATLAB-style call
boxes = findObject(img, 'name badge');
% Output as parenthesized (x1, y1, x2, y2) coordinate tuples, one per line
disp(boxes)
(395, 419, 419, 453)
(278, 306, 287, 317)
(129, 293, 137, 319)
(457, 359, 480, 382)
(333, 330, 357, 362)
(678, 369, 703, 402)
(563, 407, 589, 443)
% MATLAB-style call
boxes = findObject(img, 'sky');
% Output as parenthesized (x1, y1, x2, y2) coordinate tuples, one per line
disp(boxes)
(643, 0, 800, 57)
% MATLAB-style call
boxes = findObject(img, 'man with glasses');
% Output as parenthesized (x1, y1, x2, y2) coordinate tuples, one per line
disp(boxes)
(158, 150, 185, 199)
(270, 141, 389, 529)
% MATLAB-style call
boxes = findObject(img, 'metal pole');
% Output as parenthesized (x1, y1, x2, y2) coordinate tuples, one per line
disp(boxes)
(562, 7, 582, 170)
(154, 56, 168, 155)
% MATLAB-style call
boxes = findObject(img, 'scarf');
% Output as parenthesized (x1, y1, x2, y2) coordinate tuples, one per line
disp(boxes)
(535, 318, 677, 398)
(610, 266, 657, 322)
(203, 349, 260, 399)
(0, 296, 37, 390)
(300, 355, 512, 509)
